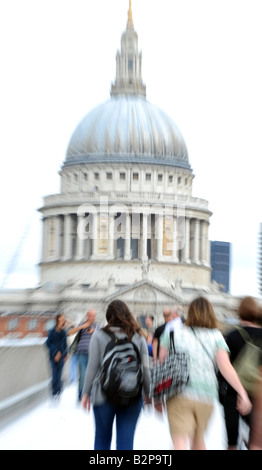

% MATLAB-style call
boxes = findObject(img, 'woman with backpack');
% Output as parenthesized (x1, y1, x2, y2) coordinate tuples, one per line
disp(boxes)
(82, 299, 151, 450)
(222, 296, 262, 449)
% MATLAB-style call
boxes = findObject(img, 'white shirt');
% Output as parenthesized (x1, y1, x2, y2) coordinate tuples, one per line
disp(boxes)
(164, 316, 183, 333)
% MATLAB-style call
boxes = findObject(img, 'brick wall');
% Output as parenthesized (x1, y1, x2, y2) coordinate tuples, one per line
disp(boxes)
(0, 315, 55, 339)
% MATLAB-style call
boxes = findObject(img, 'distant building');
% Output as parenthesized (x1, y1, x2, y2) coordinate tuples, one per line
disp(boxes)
(258, 223, 262, 296)
(210, 241, 231, 293)
(0, 311, 55, 339)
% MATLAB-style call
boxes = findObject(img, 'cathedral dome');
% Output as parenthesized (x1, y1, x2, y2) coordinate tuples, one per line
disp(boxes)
(65, 95, 190, 169)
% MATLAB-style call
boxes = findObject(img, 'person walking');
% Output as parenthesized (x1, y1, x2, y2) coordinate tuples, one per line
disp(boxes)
(222, 296, 262, 449)
(82, 299, 150, 450)
(46, 314, 69, 399)
(73, 309, 97, 402)
(145, 315, 155, 335)
(152, 307, 172, 363)
(144, 315, 154, 359)
(66, 319, 93, 384)
(159, 297, 252, 450)
(164, 306, 183, 334)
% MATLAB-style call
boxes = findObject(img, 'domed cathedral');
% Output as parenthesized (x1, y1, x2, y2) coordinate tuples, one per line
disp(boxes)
(0, 2, 240, 335)
(38, 1, 217, 322)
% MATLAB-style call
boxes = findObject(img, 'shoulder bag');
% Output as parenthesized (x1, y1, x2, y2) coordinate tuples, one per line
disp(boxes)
(149, 330, 189, 402)
(232, 326, 262, 397)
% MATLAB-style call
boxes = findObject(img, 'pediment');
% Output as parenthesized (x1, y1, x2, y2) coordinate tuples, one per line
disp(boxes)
(103, 279, 179, 306)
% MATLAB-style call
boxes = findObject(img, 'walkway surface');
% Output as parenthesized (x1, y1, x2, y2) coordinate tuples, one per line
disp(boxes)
(0, 383, 227, 450)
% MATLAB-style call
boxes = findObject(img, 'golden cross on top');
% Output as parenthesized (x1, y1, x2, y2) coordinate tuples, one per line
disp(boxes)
(127, 0, 133, 27)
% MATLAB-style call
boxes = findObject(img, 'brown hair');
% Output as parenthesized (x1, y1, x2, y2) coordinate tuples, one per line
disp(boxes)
(55, 313, 63, 327)
(104, 299, 143, 341)
(238, 296, 259, 323)
(185, 297, 217, 329)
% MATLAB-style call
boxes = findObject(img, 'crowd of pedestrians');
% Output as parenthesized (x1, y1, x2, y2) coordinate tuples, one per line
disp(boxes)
(46, 295, 262, 451)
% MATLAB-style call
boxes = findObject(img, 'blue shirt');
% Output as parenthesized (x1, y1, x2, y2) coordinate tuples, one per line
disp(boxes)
(46, 327, 68, 360)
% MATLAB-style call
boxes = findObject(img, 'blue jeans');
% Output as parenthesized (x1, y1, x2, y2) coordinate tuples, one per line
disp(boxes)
(93, 399, 143, 450)
(50, 358, 64, 396)
(77, 353, 89, 400)
(70, 354, 78, 383)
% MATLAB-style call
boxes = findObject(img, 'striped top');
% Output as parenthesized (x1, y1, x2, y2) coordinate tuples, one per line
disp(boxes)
(77, 323, 98, 354)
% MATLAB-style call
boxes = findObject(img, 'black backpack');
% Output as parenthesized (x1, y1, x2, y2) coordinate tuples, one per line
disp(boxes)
(100, 330, 143, 405)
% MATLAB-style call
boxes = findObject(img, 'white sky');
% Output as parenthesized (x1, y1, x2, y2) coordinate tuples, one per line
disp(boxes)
(0, 0, 261, 297)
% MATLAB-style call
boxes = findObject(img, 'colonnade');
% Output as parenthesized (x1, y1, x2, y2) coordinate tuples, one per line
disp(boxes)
(41, 210, 210, 266)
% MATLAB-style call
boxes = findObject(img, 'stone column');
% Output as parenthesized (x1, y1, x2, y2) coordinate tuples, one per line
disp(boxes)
(62, 214, 72, 260)
(193, 219, 200, 264)
(91, 212, 98, 259)
(142, 213, 148, 258)
(50, 217, 55, 260)
(109, 214, 115, 259)
(156, 213, 163, 261)
(200, 220, 205, 265)
(124, 213, 131, 260)
(200, 220, 210, 266)
(182, 217, 190, 263)
(55, 216, 63, 260)
(206, 226, 211, 267)
(172, 217, 179, 262)
(76, 214, 85, 260)
(41, 217, 49, 262)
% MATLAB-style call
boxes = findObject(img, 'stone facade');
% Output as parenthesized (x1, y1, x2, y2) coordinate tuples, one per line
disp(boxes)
(39, 170, 211, 290)
(0, 279, 241, 337)
(0, 2, 248, 337)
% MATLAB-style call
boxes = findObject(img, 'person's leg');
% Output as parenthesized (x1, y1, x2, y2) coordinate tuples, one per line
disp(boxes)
(171, 434, 188, 450)
(70, 354, 78, 383)
(78, 353, 89, 400)
(93, 403, 116, 450)
(191, 401, 213, 450)
(50, 359, 63, 396)
(191, 435, 207, 450)
(116, 400, 143, 450)
(166, 396, 194, 450)
(223, 389, 239, 449)
(50, 359, 57, 396)
(56, 360, 64, 396)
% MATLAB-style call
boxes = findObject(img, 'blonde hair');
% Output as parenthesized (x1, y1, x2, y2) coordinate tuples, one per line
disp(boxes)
(186, 297, 217, 329)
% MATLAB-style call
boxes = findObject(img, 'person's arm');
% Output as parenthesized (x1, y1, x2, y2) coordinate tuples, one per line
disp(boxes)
(140, 336, 150, 399)
(159, 345, 168, 363)
(152, 337, 159, 363)
(216, 349, 252, 416)
(67, 321, 89, 336)
(158, 329, 170, 363)
(82, 332, 101, 409)
(62, 331, 69, 362)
